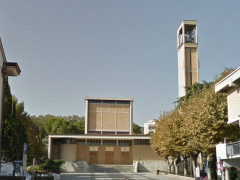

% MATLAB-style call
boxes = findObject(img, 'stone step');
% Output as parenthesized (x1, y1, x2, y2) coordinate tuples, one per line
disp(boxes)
(89, 164, 135, 173)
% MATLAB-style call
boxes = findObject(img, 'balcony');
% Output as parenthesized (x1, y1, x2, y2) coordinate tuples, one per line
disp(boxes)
(227, 141, 240, 158)
(216, 142, 240, 168)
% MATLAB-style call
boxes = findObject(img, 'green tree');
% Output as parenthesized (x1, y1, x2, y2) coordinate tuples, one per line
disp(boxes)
(133, 123, 142, 135)
(1, 78, 27, 162)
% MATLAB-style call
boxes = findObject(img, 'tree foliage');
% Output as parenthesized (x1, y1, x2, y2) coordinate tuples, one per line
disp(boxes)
(151, 69, 240, 176)
(1, 77, 27, 162)
(44, 117, 84, 135)
(133, 122, 142, 135)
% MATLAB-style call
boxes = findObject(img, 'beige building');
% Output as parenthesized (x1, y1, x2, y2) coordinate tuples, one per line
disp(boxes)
(48, 97, 166, 171)
(177, 20, 199, 97)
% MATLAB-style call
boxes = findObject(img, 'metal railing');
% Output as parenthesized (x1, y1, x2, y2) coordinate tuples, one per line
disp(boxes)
(226, 141, 240, 157)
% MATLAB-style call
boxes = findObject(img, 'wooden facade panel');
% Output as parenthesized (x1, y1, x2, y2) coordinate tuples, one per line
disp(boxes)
(116, 104, 124, 112)
(96, 104, 102, 112)
(191, 48, 198, 70)
(102, 112, 115, 130)
(77, 146, 85, 161)
(88, 104, 96, 112)
(123, 104, 130, 113)
(88, 112, 101, 129)
(89, 151, 98, 164)
(116, 114, 130, 130)
(114, 146, 121, 164)
(98, 146, 105, 164)
(109, 104, 116, 112)
(105, 151, 114, 164)
(102, 104, 109, 112)
(51, 145, 60, 159)
(121, 152, 130, 164)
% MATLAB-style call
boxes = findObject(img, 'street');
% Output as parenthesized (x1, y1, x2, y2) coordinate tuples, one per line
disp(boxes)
(61, 172, 192, 180)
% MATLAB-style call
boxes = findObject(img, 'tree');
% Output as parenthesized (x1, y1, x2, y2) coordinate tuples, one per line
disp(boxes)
(151, 73, 240, 177)
(133, 123, 142, 135)
(1, 78, 27, 162)
(44, 117, 85, 135)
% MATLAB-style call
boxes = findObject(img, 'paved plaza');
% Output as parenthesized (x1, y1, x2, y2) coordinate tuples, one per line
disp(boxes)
(61, 172, 193, 180)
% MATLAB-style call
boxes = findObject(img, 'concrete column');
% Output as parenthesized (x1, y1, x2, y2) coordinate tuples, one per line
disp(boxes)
(85, 100, 88, 134)
(225, 168, 229, 180)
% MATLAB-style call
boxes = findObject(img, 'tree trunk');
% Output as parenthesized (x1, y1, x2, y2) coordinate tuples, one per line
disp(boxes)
(173, 157, 180, 175)
(183, 156, 188, 176)
(167, 157, 173, 174)
(207, 155, 212, 180)
(168, 164, 171, 174)
(191, 156, 196, 178)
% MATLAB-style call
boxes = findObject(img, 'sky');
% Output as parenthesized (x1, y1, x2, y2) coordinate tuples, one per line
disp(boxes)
(0, 0, 239, 126)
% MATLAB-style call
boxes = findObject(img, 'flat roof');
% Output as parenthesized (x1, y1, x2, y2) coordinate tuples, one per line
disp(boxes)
(49, 134, 150, 140)
(85, 97, 134, 102)
(215, 67, 240, 93)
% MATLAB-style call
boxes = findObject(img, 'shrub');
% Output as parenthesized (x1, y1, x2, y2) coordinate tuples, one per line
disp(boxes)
(229, 167, 238, 180)
(42, 159, 64, 173)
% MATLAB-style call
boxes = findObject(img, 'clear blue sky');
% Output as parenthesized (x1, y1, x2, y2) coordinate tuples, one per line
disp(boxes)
(0, 0, 239, 126)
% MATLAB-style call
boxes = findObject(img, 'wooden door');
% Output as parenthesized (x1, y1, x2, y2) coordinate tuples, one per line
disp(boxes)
(121, 152, 129, 164)
(105, 151, 114, 164)
(89, 151, 98, 164)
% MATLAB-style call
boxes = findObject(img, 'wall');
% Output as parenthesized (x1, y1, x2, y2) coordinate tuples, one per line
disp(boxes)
(132, 145, 167, 173)
(132, 145, 164, 161)
(227, 87, 240, 124)
(177, 45, 185, 97)
(60, 144, 77, 161)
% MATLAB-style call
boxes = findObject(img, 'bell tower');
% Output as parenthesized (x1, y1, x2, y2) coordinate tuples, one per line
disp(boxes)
(177, 20, 199, 97)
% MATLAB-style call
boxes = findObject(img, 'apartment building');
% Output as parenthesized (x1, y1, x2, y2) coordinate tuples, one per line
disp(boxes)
(215, 67, 240, 171)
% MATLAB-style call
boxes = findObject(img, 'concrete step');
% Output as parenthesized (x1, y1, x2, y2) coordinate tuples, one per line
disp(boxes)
(89, 164, 135, 173)
(60, 161, 86, 173)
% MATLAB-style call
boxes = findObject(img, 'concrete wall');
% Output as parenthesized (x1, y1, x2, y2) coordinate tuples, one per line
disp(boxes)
(227, 87, 240, 124)
(178, 45, 185, 97)
(60, 144, 77, 161)
(132, 145, 164, 161)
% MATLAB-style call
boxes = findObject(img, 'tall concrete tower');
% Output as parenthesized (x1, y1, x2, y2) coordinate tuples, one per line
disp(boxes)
(177, 20, 199, 97)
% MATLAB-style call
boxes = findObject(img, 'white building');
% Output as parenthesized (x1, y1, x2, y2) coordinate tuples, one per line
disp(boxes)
(215, 67, 240, 170)
(144, 120, 158, 135)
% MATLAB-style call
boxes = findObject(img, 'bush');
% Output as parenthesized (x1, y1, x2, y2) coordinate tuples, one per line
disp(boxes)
(229, 167, 238, 180)
(42, 159, 64, 173)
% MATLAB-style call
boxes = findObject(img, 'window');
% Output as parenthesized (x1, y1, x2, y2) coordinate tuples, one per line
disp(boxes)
(87, 139, 101, 145)
(134, 139, 150, 145)
(103, 140, 116, 146)
(89, 100, 102, 104)
(117, 101, 130, 105)
(118, 140, 132, 146)
(61, 138, 76, 144)
(117, 132, 129, 135)
(77, 139, 85, 145)
(53, 139, 61, 145)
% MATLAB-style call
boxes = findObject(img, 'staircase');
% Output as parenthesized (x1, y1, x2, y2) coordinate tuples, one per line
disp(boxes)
(60, 161, 89, 173)
(89, 164, 135, 173)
